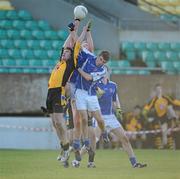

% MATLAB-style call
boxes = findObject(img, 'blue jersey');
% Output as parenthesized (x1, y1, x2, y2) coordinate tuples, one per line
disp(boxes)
(97, 80, 117, 115)
(69, 48, 94, 84)
(76, 52, 106, 95)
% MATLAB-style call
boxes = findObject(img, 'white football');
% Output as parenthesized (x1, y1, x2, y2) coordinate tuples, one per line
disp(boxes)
(74, 5, 88, 20)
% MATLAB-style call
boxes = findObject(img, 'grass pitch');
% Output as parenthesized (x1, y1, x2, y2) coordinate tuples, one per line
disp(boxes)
(0, 149, 180, 179)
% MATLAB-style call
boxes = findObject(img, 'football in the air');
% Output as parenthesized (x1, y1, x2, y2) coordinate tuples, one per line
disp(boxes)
(74, 5, 88, 20)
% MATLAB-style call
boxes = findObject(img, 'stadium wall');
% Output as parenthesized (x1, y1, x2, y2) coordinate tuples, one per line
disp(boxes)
(10, 0, 119, 57)
(0, 116, 59, 149)
(0, 74, 180, 114)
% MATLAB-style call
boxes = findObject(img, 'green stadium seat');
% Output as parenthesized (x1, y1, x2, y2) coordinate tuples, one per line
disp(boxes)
(27, 40, 40, 49)
(12, 20, 25, 30)
(121, 42, 134, 52)
(111, 69, 122, 74)
(7, 30, 20, 39)
(0, 68, 9, 73)
(6, 10, 18, 20)
(145, 61, 156, 68)
(57, 30, 68, 41)
(32, 30, 45, 40)
(2, 59, 16, 66)
(154, 51, 167, 61)
(118, 60, 130, 67)
(146, 42, 158, 51)
(0, 49, 9, 58)
(0, 20, 12, 29)
(173, 61, 180, 71)
(38, 20, 50, 30)
(160, 61, 175, 73)
(107, 60, 119, 67)
(0, 40, 14, 48)
(8, 68, 23, 73)
(17, 10, 32, 20)
(35, 68, 50, 73)
(47, 50, 59, 59)
(170, 42, 180, 51)
(126, 51, 136, 61)
(107, 60, 130, 68)
(0, 30, 7, 39)
(0, 60, 3, 65)
(42, 59, 56, 67)
(16, 59, 29, 66)
(21, 49, 34, 59)
(166, 51, 178, 61)
(20, 30, 33, 39)
(133, 42, 146, 51)
(0, 11, 6, 19)
(173, 61, 180, 74)
(34, 50, 48, 59)
(14, 40, 27, 49)
(45, 30, 58, 40)
(8, 49, 22, 59)
(138, 69, 151, 75)
(29, 60, 43, 66)
(125, 70, 139, 75)
(25, 20, 38, 30)
(158, 42, 170, 51)
(52, 40, 64, 49)
(39, 40, 52, 50)
(23, 68, 36, 73)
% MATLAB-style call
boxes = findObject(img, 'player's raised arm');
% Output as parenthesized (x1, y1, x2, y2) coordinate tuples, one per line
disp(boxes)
(164, 95, 180, 107)
(86, 20, 94, 52)
(63, 19, 80, 49)
(73, 21, 91, 66)
(77, 67, 106, 81)
(77, 21, 90, 44)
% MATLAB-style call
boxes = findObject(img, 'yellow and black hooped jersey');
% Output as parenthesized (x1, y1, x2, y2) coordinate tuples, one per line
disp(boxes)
(48, 42, 81, 90)
(144, 95, 180, 117)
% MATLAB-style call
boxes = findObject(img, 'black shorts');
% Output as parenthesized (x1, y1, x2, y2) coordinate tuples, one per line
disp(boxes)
(157, 115, 168, 124)
(46, 87, 65, 113)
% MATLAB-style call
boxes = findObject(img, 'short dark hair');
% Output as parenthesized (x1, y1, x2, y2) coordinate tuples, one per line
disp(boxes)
(99, 50, 110, 62)
(59, 47, 73, 60)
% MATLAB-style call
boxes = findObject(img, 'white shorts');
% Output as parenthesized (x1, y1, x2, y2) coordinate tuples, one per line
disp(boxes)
(75, 89, 100, 111)
(92, 114, 121, 132)
(103, 114, 121, 132)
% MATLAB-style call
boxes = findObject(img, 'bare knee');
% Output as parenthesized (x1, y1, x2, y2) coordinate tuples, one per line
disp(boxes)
(82, 118, 88, 126)
(80, 114, 88, 124)
(52, 117, 65, 131)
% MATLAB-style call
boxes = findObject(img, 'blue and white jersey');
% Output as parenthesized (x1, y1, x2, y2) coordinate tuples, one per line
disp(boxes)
(69, 48, 94, 84)
(97, 80, 117, 115)
(75, 55, 106, 95)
